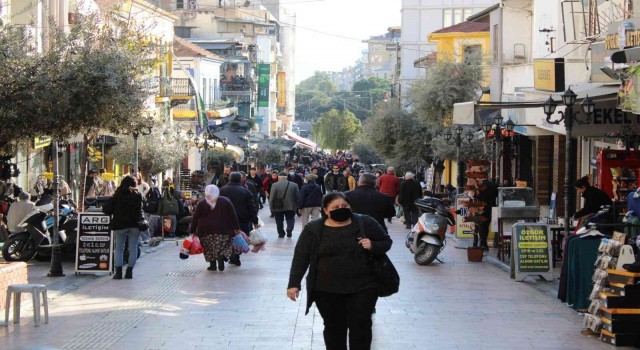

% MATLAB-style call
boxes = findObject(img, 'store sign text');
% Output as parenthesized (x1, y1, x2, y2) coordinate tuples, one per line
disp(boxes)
(590, 108, 637, 125)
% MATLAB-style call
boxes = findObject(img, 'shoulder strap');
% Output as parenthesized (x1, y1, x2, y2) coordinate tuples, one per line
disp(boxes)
(357, 214, 366, 238)
(280, 181, 290, 200)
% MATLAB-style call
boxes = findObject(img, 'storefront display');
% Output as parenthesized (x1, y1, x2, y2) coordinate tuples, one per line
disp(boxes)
(596, 149, 640, 214)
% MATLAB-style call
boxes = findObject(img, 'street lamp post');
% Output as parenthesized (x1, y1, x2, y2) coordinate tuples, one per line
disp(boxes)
(543, 88, 594, 239)
(123, 121, 153, 176)
(444, 125, 474, 194)
(48, 140, 64, 277)
(482, 115, 518, 183)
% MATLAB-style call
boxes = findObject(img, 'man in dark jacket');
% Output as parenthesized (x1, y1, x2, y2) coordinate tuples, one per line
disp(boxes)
(216, 165, 232, 187)
(297, 173, 323, 227)
(345, 172, 395, 232)
(240, 171, 260, 212)
(475, 179, 499, 250)
(398, 172, 424, 229)
(219, 172, 258, 266)
(287, 167, 304, 190)
(247, 167, 263, 209)
(325, 164, 347, 192)
(311, 167, 325, 194)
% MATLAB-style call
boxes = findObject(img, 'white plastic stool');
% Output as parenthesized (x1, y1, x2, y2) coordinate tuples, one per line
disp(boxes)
(4, 284, 49, 327)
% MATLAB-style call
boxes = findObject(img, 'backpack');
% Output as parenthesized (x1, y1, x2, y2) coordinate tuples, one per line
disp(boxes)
(158, 189, 179, 216)
(143, 187, 162, 214)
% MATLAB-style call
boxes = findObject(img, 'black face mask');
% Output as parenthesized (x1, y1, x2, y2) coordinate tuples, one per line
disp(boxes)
(329, 207, 352, 222)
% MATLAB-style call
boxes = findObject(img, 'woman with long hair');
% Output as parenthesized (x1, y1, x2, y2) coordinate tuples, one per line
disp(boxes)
(287, 192, 392, 350)
(102, 175, 143, 279)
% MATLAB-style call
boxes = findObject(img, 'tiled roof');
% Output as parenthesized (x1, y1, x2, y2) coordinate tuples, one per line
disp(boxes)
(173, 37, 224, 60)
(432, 21, 490, 34)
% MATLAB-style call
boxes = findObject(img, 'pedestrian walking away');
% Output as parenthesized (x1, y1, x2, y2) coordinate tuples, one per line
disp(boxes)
(269, 171, 300, 238)
(287, 192, 392, 350)
(297, 173, 323, 227)
(220, 172, 258, 266)
(101, 175, 144, 280)
(398, 171, 423, 229)
(345, 172, 396, 233)
(189, 185, 243, 272)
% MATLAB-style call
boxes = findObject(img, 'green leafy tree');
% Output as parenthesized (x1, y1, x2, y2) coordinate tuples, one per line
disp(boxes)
(295, 73, 337, 122)
(207, 150, 235, 173)
(109, 125, 188, 177)
(312, 109, 362, 151)
(297, 72, 337, 93)
(262, 146, 284, 165)
(408, 55, 484, 126)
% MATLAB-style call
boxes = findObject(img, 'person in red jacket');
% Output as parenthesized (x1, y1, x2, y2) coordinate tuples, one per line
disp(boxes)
(377, 167, 401, 223)
(376, 167, 400, 198)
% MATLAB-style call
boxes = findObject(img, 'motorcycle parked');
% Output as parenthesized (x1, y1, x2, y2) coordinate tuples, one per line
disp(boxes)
(406, 197, 455, 265)
(2, 196, 78, 262)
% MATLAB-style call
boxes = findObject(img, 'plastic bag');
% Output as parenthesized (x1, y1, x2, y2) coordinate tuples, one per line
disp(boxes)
(232, 234, 250, 254)
(249, 229, 267, 246)
(257, 217, 265, 228)
(182, 234, 203, 255)
(395, 205, 403, 219)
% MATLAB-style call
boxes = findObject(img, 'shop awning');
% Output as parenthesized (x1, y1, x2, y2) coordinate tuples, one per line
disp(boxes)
(206, 107, 238, 118)
(285, 131, 317, 150)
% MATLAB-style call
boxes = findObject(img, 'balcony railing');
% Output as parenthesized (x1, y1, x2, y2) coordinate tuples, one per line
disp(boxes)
(172, 78, 196, 97)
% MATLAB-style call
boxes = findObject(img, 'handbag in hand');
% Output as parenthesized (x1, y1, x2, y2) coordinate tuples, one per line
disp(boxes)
(357, 214, 399, 297)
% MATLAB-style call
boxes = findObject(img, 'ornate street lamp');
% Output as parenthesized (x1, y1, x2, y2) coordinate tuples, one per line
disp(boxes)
(445, 125, 474, 193)
(543, 87, 595, 239)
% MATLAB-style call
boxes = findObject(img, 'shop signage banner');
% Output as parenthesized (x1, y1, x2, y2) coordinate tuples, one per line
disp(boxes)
(512, 223, 553, 282)
(258, 64, 270, 108)
(533, 58, 565, 92)
(34, 136, 52, 150)
(455, 195, 475, 239)
(277, 72, 286, 109)
(572, 99, 640, 137)
(75, 212, 113, 274)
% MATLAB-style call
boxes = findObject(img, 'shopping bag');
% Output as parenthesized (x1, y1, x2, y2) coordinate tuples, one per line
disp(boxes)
(257, 217, 265, 228)
(249, 229, 267, 246)
(232, 234, 250, 254)
(163, 216, 172, 233)
(395, 205, 403, 219)
(183, 234, 203, 255)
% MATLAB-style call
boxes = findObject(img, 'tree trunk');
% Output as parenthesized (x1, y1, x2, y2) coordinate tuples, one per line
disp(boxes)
(78, 134, 93, 212)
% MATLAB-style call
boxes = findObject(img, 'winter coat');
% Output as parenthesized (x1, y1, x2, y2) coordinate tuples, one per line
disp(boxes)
(269, 180, 300, 212)
(287, 214, 392, 315)
(298, 182, 323, 209)
(345, 186, 396, 230)
(219, 182, 258, 224)
(398, 179, 423, 207)
(574, 186, 613, 219)
(376, 174, 400, 198)
(102, 190, 143, 231)
(324, 172, 347, 192)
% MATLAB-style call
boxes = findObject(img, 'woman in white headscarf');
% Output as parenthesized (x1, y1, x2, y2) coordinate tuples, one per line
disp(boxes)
(189, 185, 242, 271)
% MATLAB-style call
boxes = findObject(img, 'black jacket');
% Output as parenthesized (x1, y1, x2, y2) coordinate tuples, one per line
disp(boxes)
(219, 182, 258, 224)
(298, 182, 323, 208)
(325, 172, 347, 192)
(574, 186, 613, 219)
(287, 214, 392, 314)
(102, 191, 143, 230)
(398, 179, 423, 207)
(345, 186, 396, 230)
(247, 174, 263, 192)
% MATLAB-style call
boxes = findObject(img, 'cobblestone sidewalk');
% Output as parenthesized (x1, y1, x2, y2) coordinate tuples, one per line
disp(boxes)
(0, 208, 618, 350)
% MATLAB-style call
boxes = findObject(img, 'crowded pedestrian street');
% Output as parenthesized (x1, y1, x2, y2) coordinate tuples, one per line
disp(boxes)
(0, 208, 615, 350)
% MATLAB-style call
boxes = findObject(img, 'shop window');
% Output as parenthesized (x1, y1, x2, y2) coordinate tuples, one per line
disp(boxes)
(176, 0, 184, 9)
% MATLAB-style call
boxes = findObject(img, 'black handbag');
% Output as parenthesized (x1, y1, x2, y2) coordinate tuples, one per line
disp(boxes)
(271, 181, 290, 210)
(357, 215, 399, 297)
(138, 219, 150, 231)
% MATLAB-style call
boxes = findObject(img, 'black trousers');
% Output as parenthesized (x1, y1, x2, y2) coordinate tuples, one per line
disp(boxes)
(476, 220, 490, 248)
(314, 288, 378, 350)
(274, 210, 295, 236)
(402, 205, 419, 228)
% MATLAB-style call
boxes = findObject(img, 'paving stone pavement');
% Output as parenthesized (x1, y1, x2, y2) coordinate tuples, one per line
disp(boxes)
(0, 208, 620, 350)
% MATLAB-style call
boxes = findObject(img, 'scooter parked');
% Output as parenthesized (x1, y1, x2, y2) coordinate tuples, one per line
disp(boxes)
(2, 196, 78, 262)
(406, 197, 455, 265)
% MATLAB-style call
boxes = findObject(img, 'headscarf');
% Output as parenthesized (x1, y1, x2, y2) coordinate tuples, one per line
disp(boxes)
(204, 184, 219, 209)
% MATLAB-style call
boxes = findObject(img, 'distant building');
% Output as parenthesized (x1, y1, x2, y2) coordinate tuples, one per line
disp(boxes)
(362, 27, 401, 82)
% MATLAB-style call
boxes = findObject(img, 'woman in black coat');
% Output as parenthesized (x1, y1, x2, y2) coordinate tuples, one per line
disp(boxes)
(102, 175, 144, 280)
(287, 192, 392, 350)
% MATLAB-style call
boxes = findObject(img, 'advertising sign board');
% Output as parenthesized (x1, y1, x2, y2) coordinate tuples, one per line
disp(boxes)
(75, 212, 112, 274)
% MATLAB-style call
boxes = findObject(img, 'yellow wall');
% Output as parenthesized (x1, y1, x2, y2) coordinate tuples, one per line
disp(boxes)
(428, 31, 490, 87)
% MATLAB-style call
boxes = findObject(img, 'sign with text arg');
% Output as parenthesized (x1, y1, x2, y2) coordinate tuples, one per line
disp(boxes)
(512, 223, 553, 282)
(75, 212, 113, 274)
